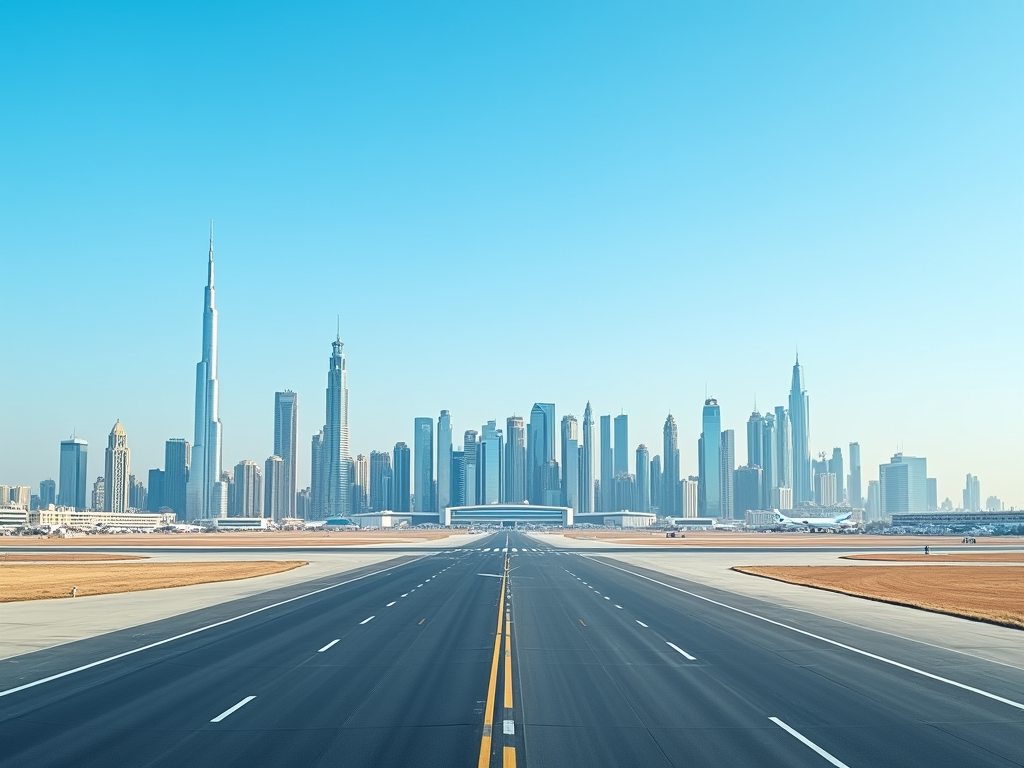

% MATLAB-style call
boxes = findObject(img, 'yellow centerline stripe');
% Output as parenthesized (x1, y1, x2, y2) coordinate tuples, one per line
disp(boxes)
(503, 745, 517, 768)
(503, 606, 513, 709)
(478, 554, 508, 768)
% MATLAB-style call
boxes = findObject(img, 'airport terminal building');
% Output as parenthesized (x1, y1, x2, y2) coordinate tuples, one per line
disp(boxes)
(443, 504, 573, 527)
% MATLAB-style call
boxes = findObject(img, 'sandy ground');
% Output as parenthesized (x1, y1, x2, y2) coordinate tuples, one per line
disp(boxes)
(0, 553, 146, 562)
(0, 529, 464, 548)
(843, 552, 1024, 563)
(0, 561, 307, 602)
(556, 530, 1024, 548)
(734, 565, 1024, 630)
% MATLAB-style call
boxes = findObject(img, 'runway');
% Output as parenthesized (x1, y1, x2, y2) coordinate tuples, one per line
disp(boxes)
(1, 531, 1021, 767)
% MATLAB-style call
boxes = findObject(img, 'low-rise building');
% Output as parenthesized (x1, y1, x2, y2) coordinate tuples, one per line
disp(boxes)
(29, 507, 176, 530)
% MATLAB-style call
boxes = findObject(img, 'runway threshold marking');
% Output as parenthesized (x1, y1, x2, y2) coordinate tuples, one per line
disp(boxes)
(210, 696, 256, 723)
(0, 557, 426, 699)
(592, 560, 1024, 713)
(666, 642, 696, 660)
(478, 554, 509, 768)
(769, 717, 850, 767)
(318, 639, 340, 653)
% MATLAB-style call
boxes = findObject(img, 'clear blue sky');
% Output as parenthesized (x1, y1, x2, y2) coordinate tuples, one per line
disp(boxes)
(2, 1, 1021, 507)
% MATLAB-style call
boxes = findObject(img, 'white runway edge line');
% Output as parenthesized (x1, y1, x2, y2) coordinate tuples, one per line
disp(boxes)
(0, 557, 426, 699)
(592, 560, 1024, 712)
(318, 639, 340, 653)
(769, 717, 850, 768)
(210, 696, 256, 723)
(636, 620, 649, 628)
(360, 616, 375, 625)
(666, 642, 696, 661)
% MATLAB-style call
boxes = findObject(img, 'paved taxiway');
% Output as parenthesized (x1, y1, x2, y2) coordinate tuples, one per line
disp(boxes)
(1, 532, 1021, 767)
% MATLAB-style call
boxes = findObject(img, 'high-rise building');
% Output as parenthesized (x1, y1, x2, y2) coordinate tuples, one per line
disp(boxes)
(613, 473, 637, 512)
(479, 420, 504, 505)
(233, 460, 262, 517)
(682, 476, 699, 517)
(273, 391, 298, 518)
(663, 414, 680, 517)
(369, 451, 393, 512)
(414, 417, 435, 513)
(865, 480, 880, 521)
(761, 412, 777, 502)
(599, 415, 613, 512)
(650, 455, 663, 512)
(985, 496, 1003, 512)
(505, 416, 527, 504)
(264, 455, 286, 520)
(147, 469, 165, 512)
(463, 430, 479, 506)
(352, 454, 369, 514)
(164, 438, 191, 520)
(527, 404, 555, 504)
(104, 421, 130, 514)
(129, 475, 147, 510)
(774, 406, 792, 489)
(540, 460, 561, 506)
(963, 474, 981, 512)
(92, 476, 104, 511)
(698, 400, 722, 517)
(437, 411, 452, 512)
(926, 477, 938, 511)
(392, 442, 411, 513)
(39, 478, 56, 509)
(309, 429, 325, 519)
(580, 403, 595, 514)
(734, 465, 764, 515)
(5, 486, 30, 509)
(450, 450, 466, 507)
(828, 447, 845, 505)
(788, 355, 811, 503)
(296, 488, 311, 518)
(720, 428, 735, 519)
(58, 437, 88, 510)
(186, 224, 225, 519)
(323, 335, 350, 517)
(613, 414, 628, 476)
(746, 411, 764, 469)
(848, 442, 862, 508)
(770, 486, 793, 511)
(879, 453, 927, 515)
(815, 472, 838, 507)
(636, 444, 650, 512)
(561, 415, 579, 511)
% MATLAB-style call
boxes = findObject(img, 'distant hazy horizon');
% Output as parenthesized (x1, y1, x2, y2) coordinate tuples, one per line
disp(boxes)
(2, 2, 1021, 507)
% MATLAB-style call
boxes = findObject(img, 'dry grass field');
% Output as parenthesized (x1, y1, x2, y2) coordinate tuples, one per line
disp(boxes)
(0, 561, 307, 602)
(0, 552, 146, 562)
(560, 530, 1022, 548)
(733, 565, 1024, 629)
(843, 552, 1024, 563)
(0, 530, 458, 548)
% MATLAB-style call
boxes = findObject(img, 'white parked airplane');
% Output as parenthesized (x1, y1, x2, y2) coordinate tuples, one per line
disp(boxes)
(772, 510, 857, 531)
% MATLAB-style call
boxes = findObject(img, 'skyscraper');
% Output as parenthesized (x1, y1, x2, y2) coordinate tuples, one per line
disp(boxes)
(789, 355, 811, 503)
(613, 414, 628, 476)
(650, 455, 663, 512)
(720, 428, 735, 519)
(866, 479, 880, 521)
(273, 391, 298, 518)
(879, 453, 927, 515)
(761, 412, 777, 503)
(527, 403, 555, 504)
(58, 437, 88, 510)
(662, 414, 680, 517)
(233, 460, 262, 517)
(323, 335, 350, 517)
(561, 415, 579, 511)
(164, 438, 191, 520)
(310, 429, 324, 519)
(353, 454, 369, 514)
(479, 420, 504, 504)
(636, 444, 650, 512)
(926, 477, 938, 511)
(104, 421, 130, 514)
(92, 476, 104, 511)
(450, 450, 466, 507)
(147, 469, 164, 512)
(599, 415, 613, 512)
(580, 403, 595, 514)
(734, 465, 764, 516)
(264, 455, 286, 520)
(746, 410, 764, 469)
(963, 474, 981, 512)
(505, 416, 527, 504)
(698, 400, 721, 517)
(463, 429, 479, 506)
(39, 478, 56, 508)
(682, 477, 699, 517)
(186, 224, 225, 519)
(815, 472, 837, 507)
(392, 442, 411, 513)
(129, 475, 147, 510)
(369, 450, 393, 512)
(828, 447, 845, 505)
(414, 417, 435, 513)
(774, 406, 792, 489)
(437, 411, 452, 512)
(849, 442, 863, 508)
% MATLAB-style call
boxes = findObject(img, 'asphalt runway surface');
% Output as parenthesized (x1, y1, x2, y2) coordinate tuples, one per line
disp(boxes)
(1, 531, 1021, 767)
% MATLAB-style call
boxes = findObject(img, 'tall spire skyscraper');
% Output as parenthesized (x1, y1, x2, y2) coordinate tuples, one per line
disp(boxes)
(789, 354, 812, 503)
(324, 333, 350, 517)
(186, 223, 225, 519)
